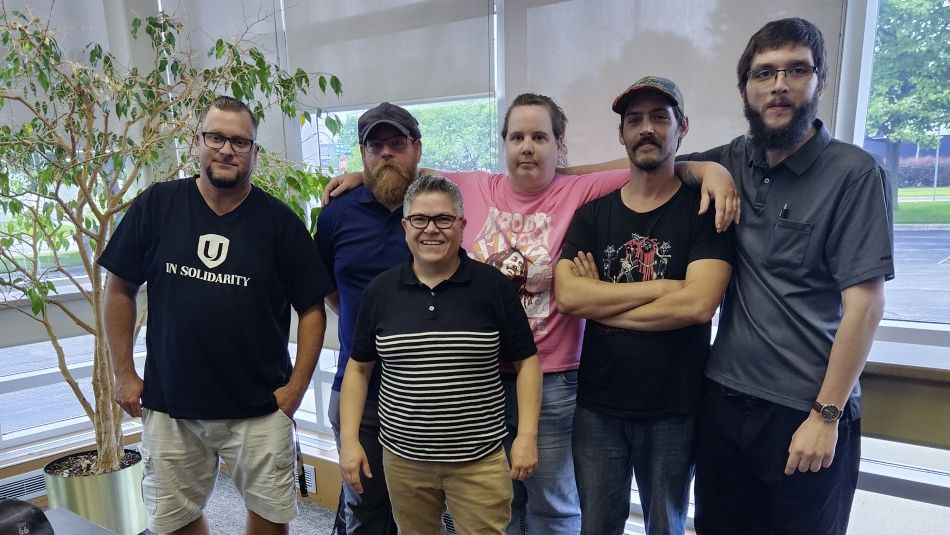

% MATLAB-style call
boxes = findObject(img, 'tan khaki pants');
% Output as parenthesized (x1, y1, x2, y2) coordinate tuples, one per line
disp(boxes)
(382, 447, 513, 535)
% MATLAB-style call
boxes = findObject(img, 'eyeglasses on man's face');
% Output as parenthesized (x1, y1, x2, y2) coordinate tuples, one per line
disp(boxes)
(201, 131, 255, 153)
(364, 135, 413, 155)
(405, 214, 459, 230)
(747, 65, 817, 85)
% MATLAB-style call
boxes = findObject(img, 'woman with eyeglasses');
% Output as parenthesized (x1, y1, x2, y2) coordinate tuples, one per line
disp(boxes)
(325, 93, 737, 534)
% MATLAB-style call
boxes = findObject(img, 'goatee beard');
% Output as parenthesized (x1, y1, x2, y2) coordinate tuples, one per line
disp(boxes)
(628, 139, 667, 172)
(206, 166, 242, 189)
(367, 162, 415, 207)
(744, 95, 818, 150)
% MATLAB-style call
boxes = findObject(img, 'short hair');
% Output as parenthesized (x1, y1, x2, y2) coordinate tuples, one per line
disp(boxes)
(736, 17, 827, 91)
(198, 95, 259, 134)
(501, 93, 568, 141)
(403, 174, 464, 219)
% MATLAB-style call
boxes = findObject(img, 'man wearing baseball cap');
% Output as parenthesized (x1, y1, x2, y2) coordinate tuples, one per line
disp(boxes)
(316, 102, 423, 534)
(555, 76, 734, 535)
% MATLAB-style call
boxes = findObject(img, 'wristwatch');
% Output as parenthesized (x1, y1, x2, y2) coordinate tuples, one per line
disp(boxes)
(812, 401, 843, 422)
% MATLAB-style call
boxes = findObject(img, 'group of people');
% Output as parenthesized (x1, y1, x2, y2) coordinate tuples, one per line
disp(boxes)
(102, 16, 892, 535)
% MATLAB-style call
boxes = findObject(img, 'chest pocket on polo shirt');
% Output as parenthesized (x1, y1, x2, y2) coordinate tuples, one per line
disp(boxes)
(765, 218, 813, 269)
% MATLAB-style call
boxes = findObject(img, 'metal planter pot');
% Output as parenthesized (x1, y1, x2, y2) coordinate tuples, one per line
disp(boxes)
(43, 449, 147, 535)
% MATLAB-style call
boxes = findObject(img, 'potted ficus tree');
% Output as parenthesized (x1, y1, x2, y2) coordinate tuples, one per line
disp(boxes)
(0, 8, 339, 533)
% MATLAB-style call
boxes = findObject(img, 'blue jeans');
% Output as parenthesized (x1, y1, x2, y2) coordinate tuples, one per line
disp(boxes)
(573, 405, 695, 535)
(502, 371, 581, 535)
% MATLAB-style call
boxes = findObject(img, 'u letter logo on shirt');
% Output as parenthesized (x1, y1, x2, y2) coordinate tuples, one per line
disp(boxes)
(197, 234, 230, 269)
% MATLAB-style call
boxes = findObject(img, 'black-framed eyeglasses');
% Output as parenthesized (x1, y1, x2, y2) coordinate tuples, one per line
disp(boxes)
(201, 131, 256, 153)
(405, 214, 459, 229)
(364, 136, 413, 155)
(747, 65, 817, 84)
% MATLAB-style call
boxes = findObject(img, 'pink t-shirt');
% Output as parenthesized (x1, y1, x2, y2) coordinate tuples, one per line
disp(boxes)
(443, 169, 630, 372)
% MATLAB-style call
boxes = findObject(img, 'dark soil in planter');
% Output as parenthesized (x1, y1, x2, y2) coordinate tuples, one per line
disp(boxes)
(45, 449, 141, 477)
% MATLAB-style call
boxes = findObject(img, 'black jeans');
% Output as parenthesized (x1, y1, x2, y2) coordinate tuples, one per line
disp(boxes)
(694, 379, 860, 535)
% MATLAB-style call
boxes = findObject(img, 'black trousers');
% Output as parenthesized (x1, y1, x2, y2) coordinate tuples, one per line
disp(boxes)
(694, 379, 860, 535)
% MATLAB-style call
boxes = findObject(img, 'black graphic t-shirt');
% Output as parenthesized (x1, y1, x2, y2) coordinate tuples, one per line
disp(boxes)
(98, 177, 334, 419)
(561, 186, 733, 417)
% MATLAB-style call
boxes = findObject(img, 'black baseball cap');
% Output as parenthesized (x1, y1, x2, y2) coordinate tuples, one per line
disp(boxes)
(358, 102, 422, 144)
(612, 76, 685, 117)
(0, 499, 53, 535)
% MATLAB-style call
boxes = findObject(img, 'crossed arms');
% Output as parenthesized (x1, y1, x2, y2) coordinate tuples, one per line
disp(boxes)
(555, 252, 732, 331)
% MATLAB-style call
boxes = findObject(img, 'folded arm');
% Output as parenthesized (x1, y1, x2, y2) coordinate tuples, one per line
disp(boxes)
(594, 258, 732, 331)
(555, 255, 684, 319)
(558, 160, 740, 229)
(322, 167, 443, 204)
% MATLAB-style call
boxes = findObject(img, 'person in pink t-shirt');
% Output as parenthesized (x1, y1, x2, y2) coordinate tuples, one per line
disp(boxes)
(324, 93, 738, 535)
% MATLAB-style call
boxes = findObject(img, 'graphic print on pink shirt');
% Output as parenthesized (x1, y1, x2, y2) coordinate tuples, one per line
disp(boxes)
(471, 207, 553, 334)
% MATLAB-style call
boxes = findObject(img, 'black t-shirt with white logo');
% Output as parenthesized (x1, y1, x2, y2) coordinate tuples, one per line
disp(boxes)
(99, 176, 334, 419)
(561, 186, 734, 418)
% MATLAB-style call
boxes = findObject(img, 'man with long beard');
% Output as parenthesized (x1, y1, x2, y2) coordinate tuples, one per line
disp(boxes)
(679, 18, 894, 534)
(316, 102, 422, 534)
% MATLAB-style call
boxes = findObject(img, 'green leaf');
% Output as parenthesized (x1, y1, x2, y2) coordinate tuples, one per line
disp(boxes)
(309, 208, 319, 236)
(330, 75, 342, 95)
(318, 76, 327, 93)
(37, 69, 49, 91)
(89, 43, 102, 66)
(26, 287, 46, 316)
(325, 115, 341, 136)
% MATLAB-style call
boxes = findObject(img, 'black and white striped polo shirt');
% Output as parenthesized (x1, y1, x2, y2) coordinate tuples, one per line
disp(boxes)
(351, 251, 537, 462)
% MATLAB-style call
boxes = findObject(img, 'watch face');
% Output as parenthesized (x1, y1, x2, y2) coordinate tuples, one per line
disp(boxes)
(820, 404, 842, 421)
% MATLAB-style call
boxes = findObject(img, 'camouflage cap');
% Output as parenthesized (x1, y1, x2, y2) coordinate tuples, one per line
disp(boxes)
(612, 76, 685, 117)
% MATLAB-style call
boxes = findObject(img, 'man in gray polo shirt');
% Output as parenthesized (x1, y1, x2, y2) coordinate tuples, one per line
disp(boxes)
(680, 17, 894, 535)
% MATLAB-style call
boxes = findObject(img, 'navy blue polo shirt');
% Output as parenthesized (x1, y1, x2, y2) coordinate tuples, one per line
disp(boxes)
(680, 120, 894, 414)
(316, 185, 409, 394)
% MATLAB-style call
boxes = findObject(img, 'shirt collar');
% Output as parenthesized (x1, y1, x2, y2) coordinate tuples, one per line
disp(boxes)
(355, 184, 382, 206)
(747, 119, 832, 175)
(398, 248, 473, 286)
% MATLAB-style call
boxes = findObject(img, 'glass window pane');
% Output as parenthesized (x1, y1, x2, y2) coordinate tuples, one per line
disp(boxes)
(0, 380, 93, 434)
(862, 0, 949, 325)
(303, 96, 498, 177)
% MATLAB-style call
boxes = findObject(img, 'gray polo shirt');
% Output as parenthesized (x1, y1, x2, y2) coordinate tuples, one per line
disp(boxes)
(682, 120, 894, 414)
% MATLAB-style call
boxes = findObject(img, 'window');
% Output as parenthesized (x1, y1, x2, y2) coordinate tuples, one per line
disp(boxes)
(301, 96, 499, 176)
(861, 0, 949, 325)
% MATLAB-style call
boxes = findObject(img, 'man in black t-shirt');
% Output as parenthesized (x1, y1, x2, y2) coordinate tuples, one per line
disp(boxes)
(555, 77, 733, 535)
(99, 96, 335, 535)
